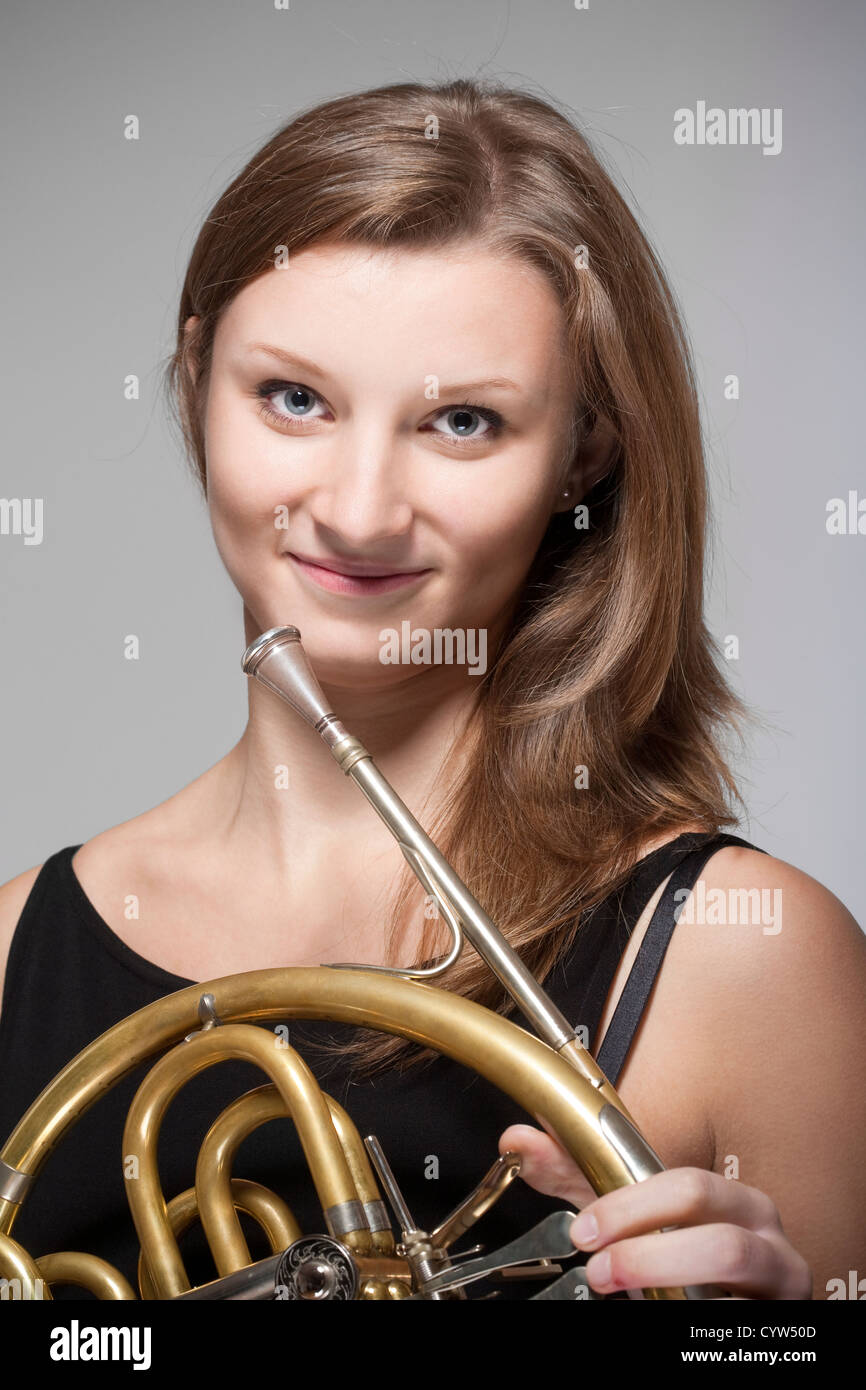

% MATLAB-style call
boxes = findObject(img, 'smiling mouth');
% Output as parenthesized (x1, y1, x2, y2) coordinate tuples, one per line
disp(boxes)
(287, 553, 433, 596)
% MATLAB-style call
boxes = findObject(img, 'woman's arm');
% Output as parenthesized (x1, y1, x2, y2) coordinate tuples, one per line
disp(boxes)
(697, 849, 866, 1297)
(502, 848, 866, 1299)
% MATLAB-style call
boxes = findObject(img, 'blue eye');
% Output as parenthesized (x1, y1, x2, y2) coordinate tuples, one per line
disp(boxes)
(260, 383, 326, 418)
(430, 406, 502, 442)
(446, 409, 483, 435)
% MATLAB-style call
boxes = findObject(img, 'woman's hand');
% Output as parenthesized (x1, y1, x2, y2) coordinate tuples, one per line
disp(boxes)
(499, 1123, 813, 1299)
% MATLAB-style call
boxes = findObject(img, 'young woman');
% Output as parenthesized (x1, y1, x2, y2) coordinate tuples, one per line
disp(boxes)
(1, 78, 863, 1303)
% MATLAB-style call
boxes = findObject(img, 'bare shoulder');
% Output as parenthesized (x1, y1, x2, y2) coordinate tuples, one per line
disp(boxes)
(70, 816, 166, 887)
(0, 862, 45, 1011)
(67, 809, 195, 954)
(673, 843, 866, 1007)
(69, 759, 227, 912)
(672, 842, 866, 1082)
(678, 844, 866, 1296)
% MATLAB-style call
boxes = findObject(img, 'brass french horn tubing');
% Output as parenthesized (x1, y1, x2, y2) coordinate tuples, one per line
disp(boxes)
(194, 1086, 307, 1276)
(123, 1023, 378, 1298)
(137, 1177, 300, 1300)
(0, 1230, 51, 1300)
(1, 966, 689, 1298)
(35, 1251, 137, 1301)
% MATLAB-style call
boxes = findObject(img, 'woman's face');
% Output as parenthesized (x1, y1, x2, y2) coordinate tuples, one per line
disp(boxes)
(194, 240, 576, 689)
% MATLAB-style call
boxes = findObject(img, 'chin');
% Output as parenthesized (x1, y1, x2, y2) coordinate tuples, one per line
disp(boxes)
(242, 600, 385, 673)
(297, 650, 418, 701)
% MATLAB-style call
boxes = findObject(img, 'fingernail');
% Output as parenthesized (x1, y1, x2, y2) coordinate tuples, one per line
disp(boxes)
(571, 1210, 599, 1247)
(588, 1250, 612, 1289)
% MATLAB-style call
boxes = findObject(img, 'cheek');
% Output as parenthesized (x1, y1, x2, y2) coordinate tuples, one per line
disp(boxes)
(448, 480, 552, 589)
(202, 436, 280, 608)
(206, 470, 274, 580)
(203, 390, 288, 548)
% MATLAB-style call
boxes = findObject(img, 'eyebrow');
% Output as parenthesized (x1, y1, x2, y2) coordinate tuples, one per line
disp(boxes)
(242, 342, 524, 395)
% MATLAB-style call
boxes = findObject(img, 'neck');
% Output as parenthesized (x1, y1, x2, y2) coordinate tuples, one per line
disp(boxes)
(198, 616, 487, 882)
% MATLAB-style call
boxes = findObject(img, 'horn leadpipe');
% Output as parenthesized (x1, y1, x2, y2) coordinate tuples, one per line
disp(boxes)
(242, 625, 580, 1053)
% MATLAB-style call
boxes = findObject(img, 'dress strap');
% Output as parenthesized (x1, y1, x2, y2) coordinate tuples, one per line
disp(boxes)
(595, 832, 767, 1086)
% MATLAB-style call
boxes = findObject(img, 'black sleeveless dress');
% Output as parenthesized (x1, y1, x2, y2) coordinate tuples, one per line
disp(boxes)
(0, 830, 764, 1300)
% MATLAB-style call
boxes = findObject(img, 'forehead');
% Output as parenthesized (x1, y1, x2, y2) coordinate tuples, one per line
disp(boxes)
(213, 241, 569, 389)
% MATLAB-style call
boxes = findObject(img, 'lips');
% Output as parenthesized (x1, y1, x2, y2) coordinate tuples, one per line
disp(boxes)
(287, 552, 432, 596)
(289, 551, 424, 578)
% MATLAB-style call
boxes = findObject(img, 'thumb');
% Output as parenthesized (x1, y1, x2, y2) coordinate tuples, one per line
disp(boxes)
(498, 1122, 598, 1210)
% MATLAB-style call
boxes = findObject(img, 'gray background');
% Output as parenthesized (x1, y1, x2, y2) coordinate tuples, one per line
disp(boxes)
(1, 0, 862, 924)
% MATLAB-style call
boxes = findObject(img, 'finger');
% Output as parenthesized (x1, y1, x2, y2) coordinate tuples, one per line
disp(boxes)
(498, 1124, 598, 1208)
(569, 1167, 777, 1251)
(582, 1223, 794, 1299)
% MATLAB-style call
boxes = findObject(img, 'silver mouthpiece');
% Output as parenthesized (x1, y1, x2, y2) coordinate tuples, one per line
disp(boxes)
(241, 625, 336, 733)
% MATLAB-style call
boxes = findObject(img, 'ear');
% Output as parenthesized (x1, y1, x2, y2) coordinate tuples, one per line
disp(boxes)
(552, 412, 619, 514)
(183, 314, 201, 388)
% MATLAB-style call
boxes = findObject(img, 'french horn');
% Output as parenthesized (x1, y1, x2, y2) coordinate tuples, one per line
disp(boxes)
(0, 626, 722, 1302)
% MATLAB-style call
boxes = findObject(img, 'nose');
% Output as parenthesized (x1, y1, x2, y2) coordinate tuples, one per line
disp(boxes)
(306, 427, 415, 549)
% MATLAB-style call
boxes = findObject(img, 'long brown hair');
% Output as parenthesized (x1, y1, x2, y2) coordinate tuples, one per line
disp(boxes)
(163, 78, 753, 1076)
